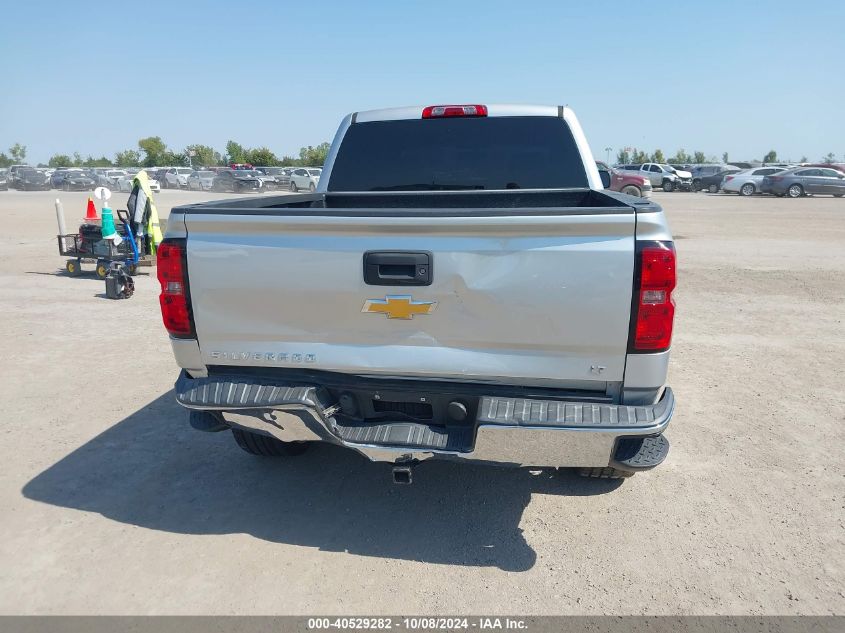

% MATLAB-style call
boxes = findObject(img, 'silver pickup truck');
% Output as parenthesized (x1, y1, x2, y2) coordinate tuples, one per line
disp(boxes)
(159, 104, 676, 483)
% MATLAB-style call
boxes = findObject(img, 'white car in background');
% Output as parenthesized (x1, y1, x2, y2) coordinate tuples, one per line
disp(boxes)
(721, 166, 786, 196)
(187, 170, 216, 191)
(289, 167, 322, 192)
(164, 167, 194, 189)
(117, 170, 161, 193)
(100, 169, 127, 188)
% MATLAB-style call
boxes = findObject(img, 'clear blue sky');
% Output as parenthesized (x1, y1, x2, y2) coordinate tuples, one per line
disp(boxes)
(2, 0, 843, 165)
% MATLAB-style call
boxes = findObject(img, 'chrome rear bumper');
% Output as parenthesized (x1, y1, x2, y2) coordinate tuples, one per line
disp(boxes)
(174, 371, 674, 468)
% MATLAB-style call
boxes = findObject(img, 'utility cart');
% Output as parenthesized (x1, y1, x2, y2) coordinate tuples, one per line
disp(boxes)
(58, 210, 151, 279)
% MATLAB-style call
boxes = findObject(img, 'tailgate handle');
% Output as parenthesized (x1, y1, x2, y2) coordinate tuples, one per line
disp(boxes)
(363, 251, 432, 286)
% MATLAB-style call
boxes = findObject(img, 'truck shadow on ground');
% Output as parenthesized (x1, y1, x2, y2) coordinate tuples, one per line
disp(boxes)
(23, 391, 621, 572)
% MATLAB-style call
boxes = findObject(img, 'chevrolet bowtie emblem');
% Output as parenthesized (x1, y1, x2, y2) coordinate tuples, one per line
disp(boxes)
(362, 295, 437, 320)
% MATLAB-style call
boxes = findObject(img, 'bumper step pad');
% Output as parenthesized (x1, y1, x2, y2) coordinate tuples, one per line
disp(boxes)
(335, 421, 473, 452)
(175, 372, 329, 411)
(477, 388, 673, 428)
(611, 434, 669, 471)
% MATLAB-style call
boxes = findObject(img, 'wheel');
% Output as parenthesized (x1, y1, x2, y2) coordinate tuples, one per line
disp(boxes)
(95, 260, 109, 280)
(740, 183, 755, 196)
(787, 184, 803, 198)
(63, 182, 70, 191)
(708, 184, 718, 194)
(834, 194, 843, 198)
(578, 467, 635, 479)
(232, 182, 241, 193)
(309, 182, 316, 192)
(662, 180, 674, 193)
(620, 185, 641, 197)
(65, 259, 81, 275)
(692, 179, 701, 192)
(289, 181, 297, 192)
(231, 428, 310, 456)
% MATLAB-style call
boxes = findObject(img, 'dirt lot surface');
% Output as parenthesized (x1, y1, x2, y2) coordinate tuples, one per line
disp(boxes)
(0, 189, 842, 615)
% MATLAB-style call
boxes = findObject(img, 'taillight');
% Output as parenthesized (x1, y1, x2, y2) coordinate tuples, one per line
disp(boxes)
(630, 242, 676, 352)
(157, 239, 195, 338)
(422, 104, 488, 119)
(724, 176, 734, 182)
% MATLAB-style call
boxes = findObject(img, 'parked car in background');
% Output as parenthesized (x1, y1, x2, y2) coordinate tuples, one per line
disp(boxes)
(691, 164, 738, 179)
(763, 167, 845, 198)
(8, 165, 31, 187)
(211, 168, 261, 193)
(721, 167, 786, 196)
(255, 166, 292, 188)
(99, 169, 127, 188)
(89, 168, 109, 184)
(117, 170, 160, 193)
(144, 171, 162, 193)
(59, 171, 96, 191)
(164, 167, 194, 189)
(666, 164, 693, 190)
(691, 169, 739, 194)
(148, 168, 169, 186)
(595, 161, 652, 197)
(289, 167, 321, 192)
(0, 169, 8, 190)
(117, 173, 135, 192)
(617, 163, 690, 192)
(15, 168, 51, 190)
(50, 168, 80, 188)
(797, 163, 845, 174)
(187, 170, 216, 191)
(241, 169, 278, 191)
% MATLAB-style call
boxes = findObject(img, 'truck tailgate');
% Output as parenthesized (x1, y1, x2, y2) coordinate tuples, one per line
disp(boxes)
(184, 210, 635, 386)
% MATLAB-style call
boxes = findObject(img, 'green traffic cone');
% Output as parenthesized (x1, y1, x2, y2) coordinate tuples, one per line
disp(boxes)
(101, 206, 117, 239)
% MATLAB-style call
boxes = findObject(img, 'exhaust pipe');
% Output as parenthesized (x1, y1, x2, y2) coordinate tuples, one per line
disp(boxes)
(392, 464, 413, 485)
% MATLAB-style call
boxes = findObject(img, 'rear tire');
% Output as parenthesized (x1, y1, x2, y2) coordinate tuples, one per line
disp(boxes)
(692, 179, 701, 192)
(740, 183, 755, 196)
(708, 184, 718, 193)
(231, 428, 310, 457)
(578, 467, 635, 479)
(787, 184, 803, 198)
(289, 181, 297, 192)
(662, 180, 675, 193)
(620, 185, 641, 197)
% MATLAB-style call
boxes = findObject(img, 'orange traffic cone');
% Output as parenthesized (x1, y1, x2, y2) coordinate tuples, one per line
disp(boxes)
(84, 197, 100, 223)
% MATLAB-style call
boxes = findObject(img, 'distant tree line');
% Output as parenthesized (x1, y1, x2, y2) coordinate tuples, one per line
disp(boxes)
(0, 139, 331, 169)
(1, 141, 840, 170)
(614, 147, 840, 165)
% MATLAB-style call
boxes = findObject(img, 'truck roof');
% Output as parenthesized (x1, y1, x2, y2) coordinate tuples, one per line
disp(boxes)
(353, 104, 566, 123)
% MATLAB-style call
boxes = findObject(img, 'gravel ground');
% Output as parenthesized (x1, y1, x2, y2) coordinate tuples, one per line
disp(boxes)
(0, 189, 842, 615)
